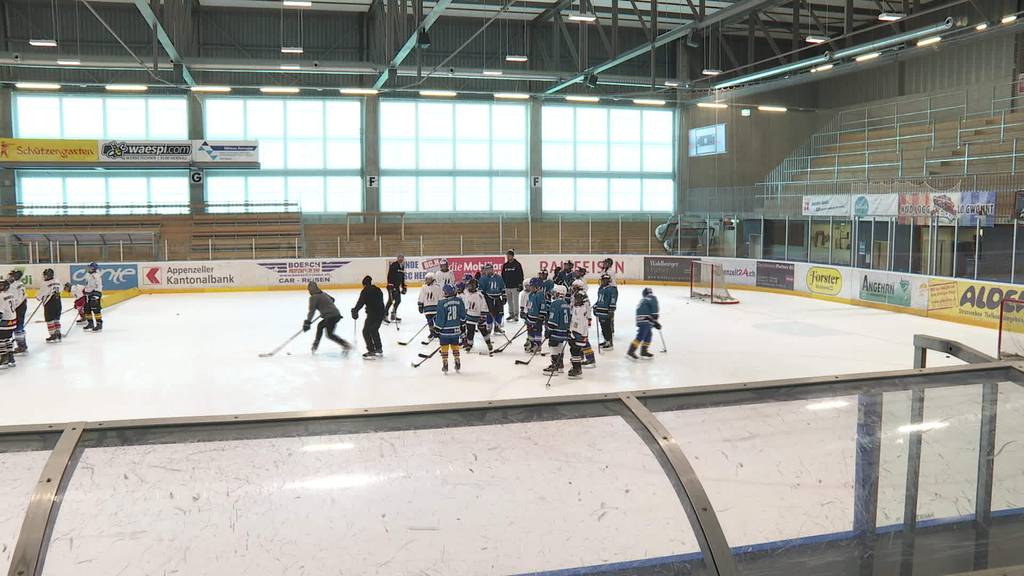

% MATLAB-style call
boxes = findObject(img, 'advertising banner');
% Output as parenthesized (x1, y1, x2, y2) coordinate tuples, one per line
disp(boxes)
(897, 191, 994, 225)
(528, 256, 631, 277)
(856, 272, 917, 308)
(99, 140, 193, 163)
(70, 263, 139, 290)
(852, 194, 899, 218)
(0, 138, 98, 164)
(257, 260, 351, 286)
(192, 140, 259, 166)
(716, 258, 757, 286)
(140, 264, 240, 289)
(802, 195, 852, 217)
(958, 191, 996, 226)
(756, 261, 794, 290)
(927, 279, 1024, 327)
(643, 256, 697, 282)
(803, 266, 844, 296)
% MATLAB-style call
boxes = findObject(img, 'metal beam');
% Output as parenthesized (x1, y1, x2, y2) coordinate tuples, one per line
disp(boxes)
(719, 32, 740, 69)
(753, 13, 785, 61)
(373, 0, 453, 88)
(132, 0, 194, 85)
(545, 0, 789, 93)
(554, 14, 580, 68)
(534, 0, 572, 22)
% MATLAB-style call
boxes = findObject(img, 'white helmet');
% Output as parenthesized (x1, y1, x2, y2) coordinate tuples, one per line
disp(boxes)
(553, 284, 567, 296)
(572, 279, 586, 291)
(425, 272, 435, 283)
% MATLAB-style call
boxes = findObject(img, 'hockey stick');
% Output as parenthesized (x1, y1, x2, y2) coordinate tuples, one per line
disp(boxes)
(545, 341, 567, 388)
(25, 299, 44, 324)
(515, 343, 542, 366)
(657, 328, 667, 353)
(412, 346, 441, 368)
(34, 307, 76, 323)
(398, 323, 428, 346)
(492, 324, 528, 354)
(259, 315, 319, 358)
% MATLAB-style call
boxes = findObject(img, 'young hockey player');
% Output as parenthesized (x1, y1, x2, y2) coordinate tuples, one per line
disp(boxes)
(597, 257, 617, 285)
(418, 272, 442, 342)
(434, 260, 455, 288)
(543, 285, 570, 376)
(594, 273, 618, 349)
(538, 269, 554, 295)
(552, 260, 574, 288)
(0, 279, 16, 367)
(435, 284, 466, 373)
(523, 279, 548, 354)
(478, 263, 506, 335)
(459, 278, 493, 353)
(7, 270, 27, 352)
(571, 279, 596, 367)
(38, 268, 63, 343)
(568, 290, 593, 379)
(83, 262, 103, 332)
(385, 254, 407, 324)
(352, 275, 385, 359)
(628, 287, 661, 360)
(66, 282, 86, 324)
(303, 281, 352, 354)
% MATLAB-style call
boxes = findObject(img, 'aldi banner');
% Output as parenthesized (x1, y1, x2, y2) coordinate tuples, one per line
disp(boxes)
(70, 263, 138, 290)
(927, 279, 1024, 326)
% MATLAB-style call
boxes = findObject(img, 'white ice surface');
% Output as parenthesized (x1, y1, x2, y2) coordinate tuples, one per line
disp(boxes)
(0, 285, 1001, 426)
(0, 450, 50, 574)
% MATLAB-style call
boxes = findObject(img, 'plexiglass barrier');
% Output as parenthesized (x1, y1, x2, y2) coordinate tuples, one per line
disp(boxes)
(2, 360, 1024, 576)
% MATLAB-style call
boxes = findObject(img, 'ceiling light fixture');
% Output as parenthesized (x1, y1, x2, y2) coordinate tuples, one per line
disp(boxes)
(29, 39, 58, 47)
(568, 13, 597, 22)
(420, 89, 457, 97)
(279, 64, 301, 70)
(283, 0, 313, 6)
(758, 105, 787, 112)
(878, 12, 904, 21)
(1002, 14, 1018, 23)
(280, 47, 304, 54)
(191, 85, 232, 93)
(494, 92, 531, 100)
(916, 35, 941, 46)
(664, 80, 680, 87)
(15, 82, 61, 90)
(811, 63, 834, 73)
(855, 52, 881, 62)
(106, 84, 148, 92)
(260, 86, 300, 94)
(482, 70, 504, 76)
(697, 102, 727, 109)
(805, 34, 830, 44)
(339, 88, 379, 95)
(633, 98, 666, 106)
(702, 68, 723, 76)
(565, 95, 600, 103)
(975, 22, 989, 30)
(505, 54, 528, 63)
(56, 59, 81, 66)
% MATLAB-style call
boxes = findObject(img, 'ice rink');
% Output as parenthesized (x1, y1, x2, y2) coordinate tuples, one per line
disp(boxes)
(0, 285, 999, 427)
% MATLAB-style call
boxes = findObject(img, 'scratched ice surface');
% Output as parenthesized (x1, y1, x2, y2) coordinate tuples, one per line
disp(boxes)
(41, 416, 704, 576)
(0, 450, 50, 574)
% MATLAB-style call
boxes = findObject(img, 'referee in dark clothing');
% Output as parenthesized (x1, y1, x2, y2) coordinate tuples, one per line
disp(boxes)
(501, 249, 524, 322)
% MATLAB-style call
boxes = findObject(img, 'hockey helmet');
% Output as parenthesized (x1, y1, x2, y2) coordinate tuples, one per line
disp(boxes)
(443, 283, 457, 297)
(462, 273, 474, 283)
(553, 284, 567, 296)
(43, 268, 54, 281)
(0, 279, 8, 291)
(571, 279, 586, 292)
(88, 262, 99, 272)
(439, 260, 450, 271)
(8, 269, 22, 280)
(467, 278, 479, 291)
(455, 281, 466, 292)
(601, 257, 613, 269)
(63, 282, 71, 292)
(575, 267, 586, 278)
(538, 269, 548, 277)
(424, 272, 436, 283)
(528, 278, 542, 290)
(573, 290, 587, 306)
(599, 273, 611, 286)
(643, 287, 654, 297)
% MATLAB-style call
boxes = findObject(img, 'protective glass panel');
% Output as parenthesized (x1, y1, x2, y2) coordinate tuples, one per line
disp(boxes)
(325, 176, 362, 213)
(14, 95, 61, 137)
(41, 408, 705, 576)
(491, 177, 527, 212)
(0, 435, 59, 576)
(61, 98, 104, 139)
(105, 98, 147, 139)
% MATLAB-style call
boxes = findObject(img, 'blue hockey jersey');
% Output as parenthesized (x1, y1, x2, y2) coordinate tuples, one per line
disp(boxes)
(434, 296, 466, 337)
(594, 285, 618, 317)
(525, 291, 548, 320)
(546, 298, 570, 339)
(478, 274, 506, 298)
(635, 295, 659, 326)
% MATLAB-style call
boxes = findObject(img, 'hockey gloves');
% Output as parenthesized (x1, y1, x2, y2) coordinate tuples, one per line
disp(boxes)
(652, 320, 662, 330)
(302, 320, 312, 332)
(401, 285, 407, 295)
(350, 308, 359, 320)
(418, 303, 424, 314)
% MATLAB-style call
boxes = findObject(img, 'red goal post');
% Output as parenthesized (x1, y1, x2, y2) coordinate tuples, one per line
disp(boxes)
(999, 298, 1024, 360)
(689, 261, 740, 305)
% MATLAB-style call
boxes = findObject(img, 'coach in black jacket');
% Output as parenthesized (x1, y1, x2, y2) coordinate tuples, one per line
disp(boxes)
(501, 249, 524, 322)
(352, 275, 385, 359)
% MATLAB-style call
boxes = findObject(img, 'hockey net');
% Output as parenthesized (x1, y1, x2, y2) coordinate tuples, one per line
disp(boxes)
(690, 261, 740, 305)
(999, 298, 1024, 360)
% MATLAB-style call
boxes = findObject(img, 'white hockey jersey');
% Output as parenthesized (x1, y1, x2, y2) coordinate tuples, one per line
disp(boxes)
(0, 292, 16, 323)
(84, 271, 103, 293)
(70, 285, 85, 300)
(570, 302, 592, 335)
(418, 283, 442, 315)
(460, 290, 487, 321)
(9, 279, 26, 307)
(434, 270, 455, 287)
(519, 290, 530, 316)
(37, 279, 61, 302)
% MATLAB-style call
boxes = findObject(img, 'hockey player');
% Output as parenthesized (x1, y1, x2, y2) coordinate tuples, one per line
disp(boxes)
(552, 261, 572, 288)
(66, 283, 86, 323)
(567, 290, 593, 379)
(543, 285, 570, 376)
(523, 278, 548, 354)
(83, 262, 103, 332)
(303, 281, 352, 353)
(7, 270, 27, 352)
(434, 260, 455, 288)
(570, 279, 596, 367)
(459, 278, 493, 353)
(38, 268, 63, 343)
(0, 279, 15, 367)
(597, 257, 617, 285)
(352, 275, 385, 359)
(435, 284, 466, 373)
(594, 273, 618, 349)
(478, 263, 506, 335)
(385, 254, 407, 324)
(418, 272, 442, 342)
(628, 287, 661, 360)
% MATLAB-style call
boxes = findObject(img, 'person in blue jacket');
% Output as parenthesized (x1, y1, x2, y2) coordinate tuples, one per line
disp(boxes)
(627, 287, 660, 360)
(594, 273, 619, 349)
(543, 285, 570, 376)
(435, 284, 467, 373)
(477, 263, 507, 334)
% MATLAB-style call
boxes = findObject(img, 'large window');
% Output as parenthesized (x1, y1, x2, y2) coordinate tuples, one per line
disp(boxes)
(12, 94, 189, 214)
(379, 100, 528, 212)
(203, 98, 363, 212)
(541, 104, 675, 212)
(17, 172, 189, 215)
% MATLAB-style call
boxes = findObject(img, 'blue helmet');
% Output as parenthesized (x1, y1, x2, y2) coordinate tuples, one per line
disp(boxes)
(455, 281, 466, 292)
(643, 287, 654, 297)
(443, 283, 457, 297)
(462, 273, 474, 283)
(528, 278, 542, 289)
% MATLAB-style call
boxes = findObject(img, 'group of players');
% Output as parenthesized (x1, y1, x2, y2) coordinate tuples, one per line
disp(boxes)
(303, 250, 663, 380)
(0, 263, 106, 369)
